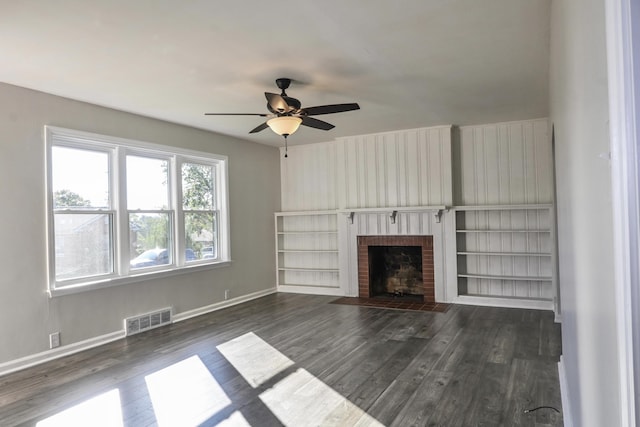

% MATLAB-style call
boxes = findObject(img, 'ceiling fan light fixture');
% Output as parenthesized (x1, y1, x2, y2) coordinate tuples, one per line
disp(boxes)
(267, 116, 302, 136)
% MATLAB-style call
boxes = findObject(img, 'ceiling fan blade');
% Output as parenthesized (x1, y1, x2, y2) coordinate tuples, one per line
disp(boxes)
(204, 113, 268, 116)
(302, 103, 360, 116)
(265, 92, 291, 113)
(249, 122, 270, 134)
(301, 116, 335, 131)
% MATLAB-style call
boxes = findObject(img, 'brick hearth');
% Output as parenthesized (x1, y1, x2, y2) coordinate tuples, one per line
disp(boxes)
(357, 235, 435, 303)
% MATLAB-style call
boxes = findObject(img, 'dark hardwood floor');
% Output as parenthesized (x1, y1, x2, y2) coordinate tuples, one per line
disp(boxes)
(0, 293, 563, 426)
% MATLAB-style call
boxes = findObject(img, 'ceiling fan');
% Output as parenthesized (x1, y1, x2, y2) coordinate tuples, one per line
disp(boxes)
(205, 78, 360, 157)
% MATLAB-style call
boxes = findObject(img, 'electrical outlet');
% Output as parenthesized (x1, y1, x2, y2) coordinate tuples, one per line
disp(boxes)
(49, 332, 60, 349)
(224, 289, 230, 300)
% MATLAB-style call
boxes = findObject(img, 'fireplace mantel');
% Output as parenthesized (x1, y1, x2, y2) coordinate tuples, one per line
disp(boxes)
(340, 205, 448, 224)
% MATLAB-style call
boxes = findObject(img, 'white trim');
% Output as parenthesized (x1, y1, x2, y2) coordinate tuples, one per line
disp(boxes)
(554, 313, 562, 324)
(0, 288, 276, 377)
(457, 117, 550, 131)
(45, 125, 228, 161)
(334, 124, 453, 142)
(452, 204, 552, 211)
(172, 287, 277, 322)
(454, 295, 554, 311)
(276, 285, 344, 297)
(48, 261, 232, 297)
(275, 210, 339, 216)
(338, 205, 448, 214)
(0, 331, 125, 377)
(605, 0, 640, 425)
(558, 356, 573, 427)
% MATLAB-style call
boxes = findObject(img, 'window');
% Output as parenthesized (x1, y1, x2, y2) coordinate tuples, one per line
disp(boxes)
(46, 126, 229, 295)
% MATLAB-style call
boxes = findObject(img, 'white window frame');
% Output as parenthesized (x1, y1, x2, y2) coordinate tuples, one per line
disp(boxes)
(45, 126, 231, 297)
(606, 0, 640, 425)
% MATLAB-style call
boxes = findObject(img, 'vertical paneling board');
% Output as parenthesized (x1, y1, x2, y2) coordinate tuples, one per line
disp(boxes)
(337, 127, 452, 209)
(280, 141, 339, 211)
(456, 119, 552, 205)
(280, 126, 453, 212)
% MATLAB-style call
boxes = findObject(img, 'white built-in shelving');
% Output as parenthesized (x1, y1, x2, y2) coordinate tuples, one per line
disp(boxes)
(454, 204, 555, 310)
(275, 211, 341, 294)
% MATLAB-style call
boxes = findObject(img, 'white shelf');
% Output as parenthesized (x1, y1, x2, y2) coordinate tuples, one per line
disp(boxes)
(278, 249, 339, 253)
(458, 273, 552, 281)
(457, 251, 551, 257)
(275, 210, 338, 216)
(454, 206, 555, 304)
(277, 282, 339, 288)
(278, 267, 339, 272)
(277, 230, 338, 234)
(453, 204, 552, 211)
(454, 295, 553, 311)
(275, 212, 340, 292)
(456, 229, 550, 233)
(339, 205, 447, 214)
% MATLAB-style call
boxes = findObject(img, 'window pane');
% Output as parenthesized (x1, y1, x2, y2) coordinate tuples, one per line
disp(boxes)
(129, 213, 171, 269)
(127, 156, 169, 210)
(52, 146, 109, 208)
(185, 212, 215, 260)
(182, 163, 214, 210)
(54, 213, 112, 281)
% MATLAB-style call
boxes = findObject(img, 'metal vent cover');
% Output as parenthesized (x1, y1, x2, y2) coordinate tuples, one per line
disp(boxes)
(124, 307, 172, 336)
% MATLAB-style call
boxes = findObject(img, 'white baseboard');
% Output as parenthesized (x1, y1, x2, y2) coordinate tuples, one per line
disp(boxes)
(276, 284, 345, 296)
(558, 355, 573, 427)
(0, 330, 125, 377)
(454, 295, 554, 311)
(172, 287, 277, 322)
(0, 287, 277, 378)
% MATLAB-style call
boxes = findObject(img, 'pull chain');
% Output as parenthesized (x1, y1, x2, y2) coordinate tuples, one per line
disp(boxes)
(283, 134, 289, 158)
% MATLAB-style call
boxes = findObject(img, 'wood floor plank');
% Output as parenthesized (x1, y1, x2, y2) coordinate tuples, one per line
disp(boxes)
(0, 293, 563, 426)
(389, 369, 453, 427)
(462, 361, 512, 426)
(346, 338, 427, 409)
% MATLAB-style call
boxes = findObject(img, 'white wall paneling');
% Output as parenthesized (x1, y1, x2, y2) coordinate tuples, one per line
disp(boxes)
(337, 126, 453, 208)
(281, 126, 453, 212)
(280, 142, 340, 211)
(278, 120, 556, 310)
(456, 119, 552, 205)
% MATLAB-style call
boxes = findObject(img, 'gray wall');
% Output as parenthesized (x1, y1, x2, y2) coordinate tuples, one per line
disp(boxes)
(0, 82, 281, 364)
(549, 0, 621, 426)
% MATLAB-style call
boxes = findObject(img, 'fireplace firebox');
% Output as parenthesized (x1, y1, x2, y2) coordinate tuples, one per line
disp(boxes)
(358, 235, 435, 303)
(368, 245, 423, 300)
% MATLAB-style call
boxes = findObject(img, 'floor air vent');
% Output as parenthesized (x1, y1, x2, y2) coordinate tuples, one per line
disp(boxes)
(125, 307, 172, 336)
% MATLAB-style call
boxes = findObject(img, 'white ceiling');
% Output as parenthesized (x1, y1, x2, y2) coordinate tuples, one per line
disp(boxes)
(1, 0, 550, 147)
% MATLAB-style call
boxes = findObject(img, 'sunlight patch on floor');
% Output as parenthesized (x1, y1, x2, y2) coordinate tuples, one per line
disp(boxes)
(216, 410, 252, 426)
(259, 368, 384, 427)
(216, 331, 295, 388)
(36, 389, 123, 427)
(36, 332, 383, 426)
(145, 355, 231, 427)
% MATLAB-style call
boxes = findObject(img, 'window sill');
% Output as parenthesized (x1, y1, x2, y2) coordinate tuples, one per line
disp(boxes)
(47, 260, 233, 298)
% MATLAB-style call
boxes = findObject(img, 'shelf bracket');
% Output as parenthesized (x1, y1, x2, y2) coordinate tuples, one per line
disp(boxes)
(390, 210, 398, 224)
(348, 211, 355, 224)
(434, 209, 444, 223)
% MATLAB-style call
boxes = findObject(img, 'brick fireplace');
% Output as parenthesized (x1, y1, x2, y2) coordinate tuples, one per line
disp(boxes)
(357, 235, 435, 303)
